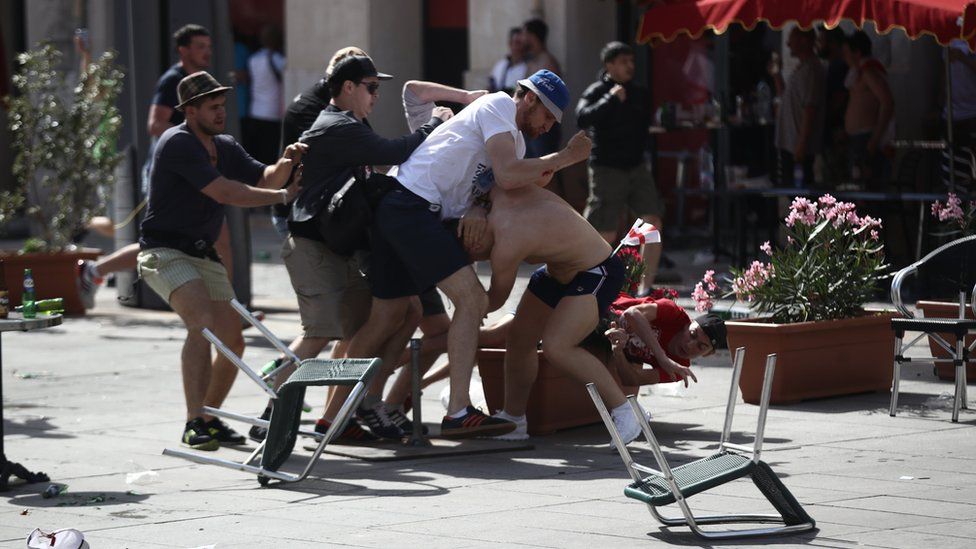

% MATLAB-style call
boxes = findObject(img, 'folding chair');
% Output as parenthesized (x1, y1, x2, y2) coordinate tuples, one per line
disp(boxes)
(163, 300, 381, 486)
(589, 348, 815, 540)
(890, 235, 976, 422)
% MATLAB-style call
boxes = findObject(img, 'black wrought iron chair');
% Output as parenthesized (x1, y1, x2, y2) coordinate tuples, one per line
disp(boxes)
(890, 235, 976, 422)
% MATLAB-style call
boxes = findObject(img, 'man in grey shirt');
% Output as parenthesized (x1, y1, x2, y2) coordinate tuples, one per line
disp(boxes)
(770, 27, 825, 188)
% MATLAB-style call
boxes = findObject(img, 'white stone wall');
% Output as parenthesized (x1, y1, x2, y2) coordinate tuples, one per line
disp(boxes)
(284, 0, 421, 137)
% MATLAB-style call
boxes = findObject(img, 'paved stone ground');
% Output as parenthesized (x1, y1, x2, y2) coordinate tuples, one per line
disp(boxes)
(1, 217, 975, 548)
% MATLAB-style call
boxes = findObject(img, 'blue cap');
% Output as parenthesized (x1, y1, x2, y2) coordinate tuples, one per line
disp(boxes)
(517, 70, 569, 123)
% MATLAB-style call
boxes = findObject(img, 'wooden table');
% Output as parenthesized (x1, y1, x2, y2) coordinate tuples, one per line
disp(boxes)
(0, 313, 62, 491)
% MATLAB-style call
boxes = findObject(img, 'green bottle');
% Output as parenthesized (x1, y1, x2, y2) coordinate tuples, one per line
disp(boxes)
(22, 269, 35, 319)
(15, 298, 63, 314)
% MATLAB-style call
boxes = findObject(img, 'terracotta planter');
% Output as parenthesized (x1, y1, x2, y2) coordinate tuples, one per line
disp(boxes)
(477, 348, 639, 436)
(916, 300, 976, 382)
(0, 248, 101, 316)
(726, 312, 896, 405)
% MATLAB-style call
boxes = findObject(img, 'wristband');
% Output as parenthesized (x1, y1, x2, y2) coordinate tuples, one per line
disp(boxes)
(278, 188, 288, 205)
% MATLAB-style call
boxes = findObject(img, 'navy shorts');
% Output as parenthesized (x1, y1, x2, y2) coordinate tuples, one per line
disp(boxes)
(528, 255, 625, 318)
(419, 287, 446, 317)
(370, 184, 470, 299)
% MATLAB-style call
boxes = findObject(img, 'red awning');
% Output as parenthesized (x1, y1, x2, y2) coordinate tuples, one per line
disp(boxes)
(638, 0, 976, 49)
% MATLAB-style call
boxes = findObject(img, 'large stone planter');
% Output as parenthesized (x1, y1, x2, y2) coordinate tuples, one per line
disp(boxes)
(726, 313, 896, 405)
(477, 348, 639, 436)
(916, 300, 976, 382)
(0, 248, 101, 316)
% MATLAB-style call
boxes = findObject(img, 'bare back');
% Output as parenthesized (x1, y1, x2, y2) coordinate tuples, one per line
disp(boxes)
(489, 185, 612, 283)
(845, 65, 883, 134)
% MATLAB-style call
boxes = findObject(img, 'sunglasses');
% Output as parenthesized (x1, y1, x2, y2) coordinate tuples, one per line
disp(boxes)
(357, 81, 380, 95)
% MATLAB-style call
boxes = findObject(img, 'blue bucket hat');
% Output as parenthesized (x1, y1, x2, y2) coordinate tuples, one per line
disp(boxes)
(517, 69, 569, 123)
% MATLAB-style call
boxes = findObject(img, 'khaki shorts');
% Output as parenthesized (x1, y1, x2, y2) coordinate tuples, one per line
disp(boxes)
(282, 236, 371, 339)
(584, 164, 662, 232)
(137, 247, 235, 303)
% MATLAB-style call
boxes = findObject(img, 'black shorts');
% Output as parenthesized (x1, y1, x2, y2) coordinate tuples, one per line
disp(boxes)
(370, 184, 470, 299)
(419, 287, 446, 317)
(527, 255, 625, 318)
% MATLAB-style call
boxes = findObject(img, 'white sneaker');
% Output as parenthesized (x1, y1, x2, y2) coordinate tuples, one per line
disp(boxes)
(491, 411, 528, 441)
(611, 405, 642, 445)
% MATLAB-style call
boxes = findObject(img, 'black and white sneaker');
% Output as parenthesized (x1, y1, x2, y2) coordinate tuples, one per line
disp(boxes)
(356, 402, 403, 440)
(387, 405, 429, 435)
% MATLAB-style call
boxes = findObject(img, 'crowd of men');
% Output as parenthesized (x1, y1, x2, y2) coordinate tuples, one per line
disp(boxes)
(88, 23, 727, 451)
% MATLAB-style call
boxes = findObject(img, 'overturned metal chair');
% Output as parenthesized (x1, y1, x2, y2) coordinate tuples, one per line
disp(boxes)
(890, 235, 976, 422)
(163, 300, 381, 486)
(588, 348, 815, 540)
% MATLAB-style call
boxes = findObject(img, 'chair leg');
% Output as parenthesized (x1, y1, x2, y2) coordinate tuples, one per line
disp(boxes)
(953, 362, 964, 423)
(890, 350, 902, 417)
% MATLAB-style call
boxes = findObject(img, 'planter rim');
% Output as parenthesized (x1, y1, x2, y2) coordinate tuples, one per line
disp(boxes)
(0, 247, 102, 257)
(726, 311, 897, 333)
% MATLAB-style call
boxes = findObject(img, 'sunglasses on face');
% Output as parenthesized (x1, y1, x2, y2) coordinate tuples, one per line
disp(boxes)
(357, 81, 380, 95)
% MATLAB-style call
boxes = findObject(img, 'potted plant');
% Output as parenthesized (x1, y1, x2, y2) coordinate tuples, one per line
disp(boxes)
(2, 43, 124, 314)
(918, 193, 976, 381)
(693, 195, 895, 404)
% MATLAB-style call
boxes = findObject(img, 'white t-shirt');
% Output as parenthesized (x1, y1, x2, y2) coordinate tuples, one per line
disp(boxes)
(489, 56, 526, 92)
(402, 87, 436, 133)
(248, 49, 286, 121)
(393, 92, 525, 219)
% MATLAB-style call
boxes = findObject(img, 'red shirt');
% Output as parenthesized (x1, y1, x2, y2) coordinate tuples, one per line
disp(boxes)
(610, 296, 691, 379)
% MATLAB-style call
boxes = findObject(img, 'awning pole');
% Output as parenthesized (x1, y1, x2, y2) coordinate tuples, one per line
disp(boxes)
(946, 44, 956, 191)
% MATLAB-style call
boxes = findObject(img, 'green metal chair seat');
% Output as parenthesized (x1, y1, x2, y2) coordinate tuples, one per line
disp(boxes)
(625, 452, 754, 506)
(263, 359, 381, 473)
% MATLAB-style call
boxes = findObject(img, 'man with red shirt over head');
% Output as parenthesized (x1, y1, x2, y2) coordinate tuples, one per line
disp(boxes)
(604, 297, 726, 387)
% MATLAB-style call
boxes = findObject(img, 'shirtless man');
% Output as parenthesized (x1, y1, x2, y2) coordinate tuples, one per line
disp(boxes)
(843, 31, 893, 183)
(469, 184, 643, 443)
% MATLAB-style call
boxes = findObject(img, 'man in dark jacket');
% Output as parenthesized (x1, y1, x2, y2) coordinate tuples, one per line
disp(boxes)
(283, 55, 451, 439)
(577, 41, 664, 291)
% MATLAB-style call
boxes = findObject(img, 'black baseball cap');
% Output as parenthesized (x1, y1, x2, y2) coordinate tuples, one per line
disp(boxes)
(694, 314, 728, 350)
(327, 55, 393, 86)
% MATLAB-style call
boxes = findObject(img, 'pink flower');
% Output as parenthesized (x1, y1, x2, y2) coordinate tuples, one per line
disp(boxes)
(760, 240, 772, 256)
(859, 215, 882, 231)
(870, 229, 879, 241)
(732, 261, 774, 302)
(692, 282, 714, 312)
(821, 200, 857, 228)
(932, 193, 965, 226)
(786, 197, 817, 227)
(818, 194, 837, 209)
(702, 269, 718, 291)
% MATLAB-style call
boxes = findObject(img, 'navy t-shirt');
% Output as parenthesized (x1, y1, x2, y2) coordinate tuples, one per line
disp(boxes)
(140, 124, 266, 249)
(152, 63, 188, 126)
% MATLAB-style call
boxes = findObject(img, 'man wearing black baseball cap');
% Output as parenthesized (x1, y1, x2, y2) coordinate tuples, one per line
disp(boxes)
(286, 54, 452, 438)
(138, 71, 307, 452)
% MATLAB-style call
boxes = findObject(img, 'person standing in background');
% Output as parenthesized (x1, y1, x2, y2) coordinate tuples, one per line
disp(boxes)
(769, 27, 825, 188)
(488, 27, 527, 94)
(577, 42, 665, 291)
(247, 25, 286, 165)
(522, 19, 562, 159)
(843, 30, 894, 187)
(943, 38, 976, 188)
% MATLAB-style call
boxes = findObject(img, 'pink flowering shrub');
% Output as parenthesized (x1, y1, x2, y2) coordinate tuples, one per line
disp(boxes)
(693, 194, 887, 323)
(931, 192, 975, 237)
